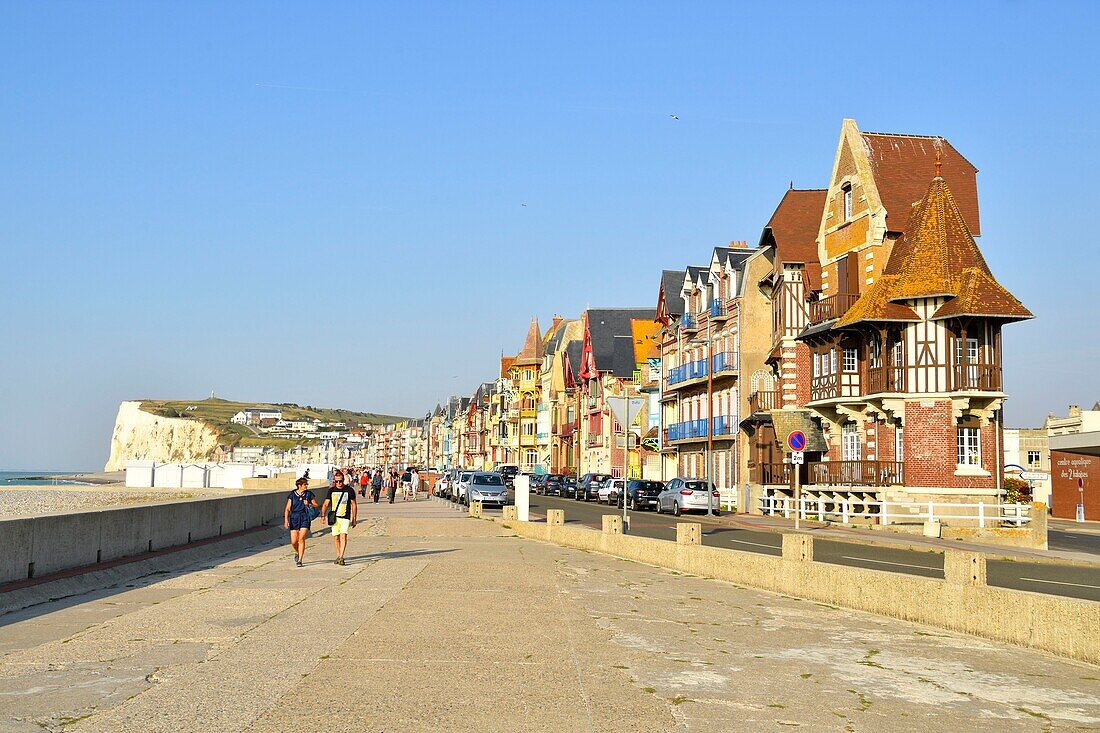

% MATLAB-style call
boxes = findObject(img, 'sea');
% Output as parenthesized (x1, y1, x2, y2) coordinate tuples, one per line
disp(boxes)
(0, 471, 91, 486)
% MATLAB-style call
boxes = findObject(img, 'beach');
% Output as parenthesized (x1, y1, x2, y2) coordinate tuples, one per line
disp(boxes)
(0, 485, 243, 519)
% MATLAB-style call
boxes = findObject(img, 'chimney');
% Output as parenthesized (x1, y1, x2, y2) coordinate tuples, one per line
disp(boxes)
(552, 314, 563, 330)
(730, 239, 748, 249)
(1068, 405, 1081, 417)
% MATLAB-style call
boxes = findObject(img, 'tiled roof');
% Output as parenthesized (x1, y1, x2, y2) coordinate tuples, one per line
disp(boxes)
(762, 188, 827, 289)
(861, 132, 980, 236)
(587, 308, 655, 374)
(837, 177, 1030, 327)
(514, 318, 543, 365)
(630, 319, 661, 363)
(657, 270, 686, 322)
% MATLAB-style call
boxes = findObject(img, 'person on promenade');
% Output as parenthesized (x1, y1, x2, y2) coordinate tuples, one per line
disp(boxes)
(284, 477, 319, 568)
(387, 468, 399, 504)
(359, 468, 370, 498)
(410, 467, 420, 500)
(321, 470, 357, 566)
(401, 467, 413, 501)
(371, 468, 383, 503)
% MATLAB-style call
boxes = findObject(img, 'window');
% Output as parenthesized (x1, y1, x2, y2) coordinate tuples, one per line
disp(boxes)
(812, 352, 820, 378)
(525, 449, 537, 466)
(957, 427, 981, 466)
(895, 427, 904, 462)
(842, 424, 861, 461)
(522, 422, 534, 436)
(891, 341, 904, 367)
(869, 338, 882, 368)
(1027, 450, 1041, 467)
(954, 337, 980, 364)
(842, 185, 853, 220)
(830, 349, 838, 375)
(843, 347, 858, 373)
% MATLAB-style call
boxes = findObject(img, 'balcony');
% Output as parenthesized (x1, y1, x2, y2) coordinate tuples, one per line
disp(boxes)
(711, 351, 738, 374)
(758, 460, 904, 487)
(586, 435, 606, 448)
(952, 362, 1002, 391)
(558, 419, 578, 438)
(667, 359, 708, 387)
(867, 366, 906, 394)
(810, 373, 838, 401)
(710, 298, 727, 319)
(586, 395, 600, 411)
(679, 313, 698, 331)
(749, 390, 777, 413)
(809, 293, 859, 324)
(711, 415, 737, 436)
(665, 419, 708, 442)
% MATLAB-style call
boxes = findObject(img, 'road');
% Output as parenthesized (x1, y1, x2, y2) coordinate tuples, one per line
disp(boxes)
(474, 493, 1100, 603)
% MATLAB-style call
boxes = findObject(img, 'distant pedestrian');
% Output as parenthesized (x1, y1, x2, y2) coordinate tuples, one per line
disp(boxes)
(371, 468, 383, 503)
(321, 470, 357, 566)
(359, 469, 370, 498)
(410, 468, 420, 499)
(284, 477, 320, 567)
(401, 467, 413, 501)
(387, 469, 399, 503)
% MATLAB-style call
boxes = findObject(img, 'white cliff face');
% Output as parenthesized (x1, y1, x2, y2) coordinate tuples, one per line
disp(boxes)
(104, 401, 223, 471)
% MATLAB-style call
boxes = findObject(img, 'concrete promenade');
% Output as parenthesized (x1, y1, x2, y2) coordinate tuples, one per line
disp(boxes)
(1, 500, 1098, 732)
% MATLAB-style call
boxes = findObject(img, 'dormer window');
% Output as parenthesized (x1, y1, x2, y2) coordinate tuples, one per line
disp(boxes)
(842, 184, 853, 221)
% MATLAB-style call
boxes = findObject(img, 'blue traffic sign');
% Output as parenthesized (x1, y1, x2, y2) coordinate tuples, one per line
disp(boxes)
(787, 430, 807, 452)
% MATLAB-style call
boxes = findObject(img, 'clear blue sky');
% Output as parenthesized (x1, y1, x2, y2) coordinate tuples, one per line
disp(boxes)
(2, 2, 1098, 470)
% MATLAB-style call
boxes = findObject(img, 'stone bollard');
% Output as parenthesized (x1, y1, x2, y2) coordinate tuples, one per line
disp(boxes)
(944, 550, 987, 586)
(676, 523, 701, 545)
(547, 509, 565, 526)
(503, 505, 518, 521)
(1029, 502, 1049, 550)
(781, 533, 813, 562)
(469, 501, 483, 519)
(602, 515, 623, 534)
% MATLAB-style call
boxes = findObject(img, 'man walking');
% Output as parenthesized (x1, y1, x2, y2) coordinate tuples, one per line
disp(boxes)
(359, 468, 370, 498)
(401, 467, 413, 501)
(387, 468, 399, 504)
(321, 470, 357, 565)
(371, 468, 383, 503)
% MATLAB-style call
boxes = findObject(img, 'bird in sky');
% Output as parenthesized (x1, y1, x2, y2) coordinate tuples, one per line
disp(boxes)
(521, 203, 528, 207)
(670, 114, 679, 120)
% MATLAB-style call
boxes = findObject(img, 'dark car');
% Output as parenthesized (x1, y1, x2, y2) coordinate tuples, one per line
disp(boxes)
(496, 464, 519, 488)
(542, 473, 565, 497)
(562, 475, 579, 498)
(577, 473, 611, 502)
(529, 474, 548, 494)
(617, 480, 665, 511)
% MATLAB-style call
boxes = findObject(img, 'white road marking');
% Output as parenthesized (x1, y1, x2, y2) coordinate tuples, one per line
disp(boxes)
(724, 538, 781, 550)
(1018, 577, 1100, 590)
(841, 555, 939, 572)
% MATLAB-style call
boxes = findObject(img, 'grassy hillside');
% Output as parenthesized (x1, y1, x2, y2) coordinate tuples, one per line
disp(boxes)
(140, 397, 410, 449)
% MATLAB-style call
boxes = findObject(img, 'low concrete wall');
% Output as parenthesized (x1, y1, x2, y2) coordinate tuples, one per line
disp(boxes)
(0, 490, 289, 585)
(492, 514, 1100, 665)
(240, 477, 328, 492)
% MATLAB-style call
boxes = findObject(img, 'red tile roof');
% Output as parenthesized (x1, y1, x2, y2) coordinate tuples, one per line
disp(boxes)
(764, 188, 827, 289)
(861, 132, 981, 236)
(837, 177, 1030, 327)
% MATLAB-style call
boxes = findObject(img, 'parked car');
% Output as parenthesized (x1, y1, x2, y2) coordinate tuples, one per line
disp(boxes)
(542, 473, 565, 497)
(617, 480, 665, 511)
(435, 475, 451, 498)
(577, 473, 611, 502)
(455, 471, 474, 504)
(496, 464, 520, 488)
(598, 478, 625, 504)
(563, 475, 579, 498)
(466, 472, 508, 507)
(529, 473, 548, 495)
(656, 477, 720, 516)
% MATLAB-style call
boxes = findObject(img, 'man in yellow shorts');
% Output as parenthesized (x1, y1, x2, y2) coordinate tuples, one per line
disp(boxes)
(321, 470, 357, 565)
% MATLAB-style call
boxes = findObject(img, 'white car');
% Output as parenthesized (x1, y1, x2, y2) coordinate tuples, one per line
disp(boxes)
(656, 477, 720, 516)
(598, 478, 625, 504)
(456, 471, 473, 504)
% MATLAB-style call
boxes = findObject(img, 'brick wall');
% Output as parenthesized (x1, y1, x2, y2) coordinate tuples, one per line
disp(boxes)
(902, 400, 997, 490)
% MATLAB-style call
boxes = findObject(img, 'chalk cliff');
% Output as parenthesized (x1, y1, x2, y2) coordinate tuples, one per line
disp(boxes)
(104, 401, 222, 471)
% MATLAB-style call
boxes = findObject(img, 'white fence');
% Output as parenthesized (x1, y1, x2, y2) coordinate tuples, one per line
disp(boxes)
(125, 461, 297, 489)
(758, 495, 1032, 528)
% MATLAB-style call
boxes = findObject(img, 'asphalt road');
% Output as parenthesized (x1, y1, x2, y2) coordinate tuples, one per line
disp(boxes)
(468, 492, 1100, 603)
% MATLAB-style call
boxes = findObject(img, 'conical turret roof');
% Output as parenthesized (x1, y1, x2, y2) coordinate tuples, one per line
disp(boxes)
(514, 317, 543, 365)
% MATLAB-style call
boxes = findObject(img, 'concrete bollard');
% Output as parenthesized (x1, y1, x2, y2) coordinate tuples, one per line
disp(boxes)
(469, 501, 483, 519)
(676, 523, 702, 545)
(781, 533, 814, 562)
(1030, 502, 1049, 550)
(944, 550, 987, 586)
(503, 505, 518, 521)
(547, 509, 565, 526)
(602, 515, 623, 534)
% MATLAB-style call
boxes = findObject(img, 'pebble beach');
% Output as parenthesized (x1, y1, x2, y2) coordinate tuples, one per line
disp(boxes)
(0, 485, 240, 519)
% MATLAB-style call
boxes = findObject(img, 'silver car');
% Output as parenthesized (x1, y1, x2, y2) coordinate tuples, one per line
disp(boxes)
(466, 472, 508, 507)
(656, 477, 720, 516)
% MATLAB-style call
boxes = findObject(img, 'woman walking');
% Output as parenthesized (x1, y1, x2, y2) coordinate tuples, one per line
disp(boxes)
(284, 476, 319, 567)
(371, 468, 383, 503)
(387, 468, 399, 504)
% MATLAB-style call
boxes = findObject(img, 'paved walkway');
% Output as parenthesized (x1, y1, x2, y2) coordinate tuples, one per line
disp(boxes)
(1, 499, 1098, 732)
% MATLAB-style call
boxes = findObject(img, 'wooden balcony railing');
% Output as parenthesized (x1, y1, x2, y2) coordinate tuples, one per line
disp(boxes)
(757, 460, 904, 487)
(749, 390, 777, 413)
(952, 363, 1002, 391)
(809, 293, 859, 324)
(867, 366, 906, 394)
